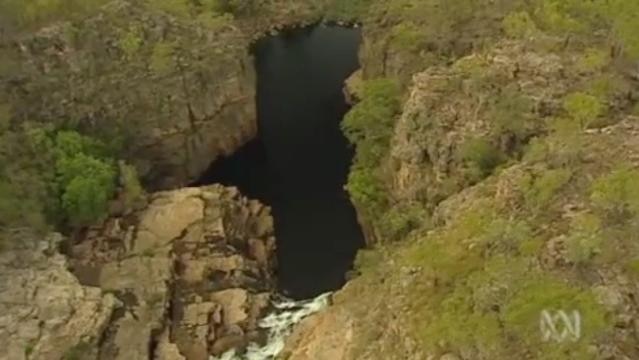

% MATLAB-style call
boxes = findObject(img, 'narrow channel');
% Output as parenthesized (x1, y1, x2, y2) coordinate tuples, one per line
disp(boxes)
(197, 25, 364, 300)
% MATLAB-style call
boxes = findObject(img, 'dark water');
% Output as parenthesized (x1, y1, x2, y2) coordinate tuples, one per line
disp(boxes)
(196, 26, 364, 299)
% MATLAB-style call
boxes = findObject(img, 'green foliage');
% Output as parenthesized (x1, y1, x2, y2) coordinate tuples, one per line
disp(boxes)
(195, 11, 234, 29)
(59, 154, 116, 226)
(342, 78, 401, 151)
(577, 48, 609, 73)
(626, 259, 639, 277)
(490, 86, 533, 141)
(564, 213, 603, 264)
(52, 131, 117, 226)
(119, 28, 143, 59)
(354, 248, 383, 273)
(206, 0, 257, 16)
(533, 0, 602, 36)
(407, 201, 498, 279)
(523, 137, 550, 163)
(0, 179, 49, 232)
(346, 167, 387, 215)
(343, 78, 401, 216)
(504, 277, 609, 358)
(63, 340, 93, 360)
(119, 162, 144, 210)
(24, 342, 34, 357)
(523, 168, 572, 208)
(503, 11, 537, 38)
(605, 0, 639, 60)
(590, 165, 639, 218)
(325, 0, 374, 21)
(459, 138, 506, 179)
(1, 127, 119, 231)
(419, 282, 502, 351)
(0, 0, 109, 30)
(389, 22, 424, 52)
(153, 0, 192, 18)
(562, 92, 604, 129)
(379, 203, 428, 241)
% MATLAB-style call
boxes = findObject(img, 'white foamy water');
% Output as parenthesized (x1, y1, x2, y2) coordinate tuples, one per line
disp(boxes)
(211, 292, 332, 360)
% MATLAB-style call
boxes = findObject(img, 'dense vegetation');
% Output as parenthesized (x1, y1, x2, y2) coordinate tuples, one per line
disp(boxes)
(2, 0, 639, 359)
(334, 0, 639, 359)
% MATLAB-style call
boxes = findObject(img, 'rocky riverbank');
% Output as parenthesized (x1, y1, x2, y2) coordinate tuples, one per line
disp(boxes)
(1, 185, 277, 360)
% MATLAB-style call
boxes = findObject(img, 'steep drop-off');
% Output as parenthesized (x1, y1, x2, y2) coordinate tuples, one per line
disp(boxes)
(197, 26, 364, 299)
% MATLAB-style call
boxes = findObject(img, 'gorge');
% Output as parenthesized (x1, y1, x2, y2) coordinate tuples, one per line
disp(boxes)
(196, 25, 365, 300)
(3, 1, 639, 359)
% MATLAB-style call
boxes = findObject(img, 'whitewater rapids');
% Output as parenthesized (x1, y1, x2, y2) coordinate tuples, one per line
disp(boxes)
(211, 292, 331, 360)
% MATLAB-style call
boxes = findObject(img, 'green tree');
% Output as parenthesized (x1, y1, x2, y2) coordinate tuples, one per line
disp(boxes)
(562, 92, 604, 129)
(58, 153, 116, 226)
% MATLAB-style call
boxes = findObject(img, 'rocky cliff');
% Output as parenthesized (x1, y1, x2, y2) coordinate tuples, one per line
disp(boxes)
(0, 232, 116, 360)
(2, 0, 347, 191)
(0, 185, 277, 360)
(8, 1, 256, 189)
(283, 27, 639, 360)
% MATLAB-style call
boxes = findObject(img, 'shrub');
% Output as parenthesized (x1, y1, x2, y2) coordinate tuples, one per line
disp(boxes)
(459, 138, 506, 178)
(490, 86, 533, 141)
(564, 213, 603, 264)
(353, 248, 383, 273)
(119, 161, 145, 210)
(325, 0, 374, 21)
(503, 11, 537, 38)
(342, 78, 401, 148)
(58, 154, 116, 226)
(524, 168, 572, 208)
(504, 276, 609, 358)
(346, 167, 386, 215)
(419, 283, 502, 351)
(154, 0, 192, 18)
(590, 165, 639, 218)
(119, 28, 143, 59)
(343, 78, 401, 216)
(577, 48, 609, 73)
(562, 92, 604, 129)
(379, 203, 429, 241)
(390, 22, 424, 52)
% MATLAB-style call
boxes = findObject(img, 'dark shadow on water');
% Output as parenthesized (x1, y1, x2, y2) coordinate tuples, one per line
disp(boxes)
(195, 26, 364, 300)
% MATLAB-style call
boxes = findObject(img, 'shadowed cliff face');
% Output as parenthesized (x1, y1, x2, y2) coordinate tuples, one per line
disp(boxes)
(197, 26, 364, 299)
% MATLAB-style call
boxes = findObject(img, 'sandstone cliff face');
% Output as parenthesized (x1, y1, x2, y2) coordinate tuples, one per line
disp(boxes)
(0, 185, 279, 360)
(0, 233, 116, 360)
(390, 40, 570, 209)
(0, 186, 277, 360)
(10, 0, 256, 189)
(68, 185, 277, 359)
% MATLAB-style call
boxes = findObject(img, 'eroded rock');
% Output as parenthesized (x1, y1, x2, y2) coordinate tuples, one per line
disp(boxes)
(0, 233, 116, 360)
(69, 185, 277, 359)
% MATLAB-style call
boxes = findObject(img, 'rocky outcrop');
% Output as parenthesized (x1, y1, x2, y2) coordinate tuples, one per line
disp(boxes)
(0, 232, 117, 360)
(69, 185, 277, 359)
(10, 1, 256, 189)
(389, 40, 572, 208)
